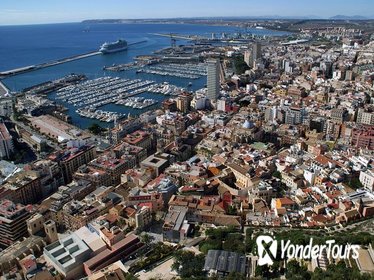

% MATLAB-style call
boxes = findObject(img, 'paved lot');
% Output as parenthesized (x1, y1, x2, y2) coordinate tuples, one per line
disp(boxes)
(137, 258, 178, 280)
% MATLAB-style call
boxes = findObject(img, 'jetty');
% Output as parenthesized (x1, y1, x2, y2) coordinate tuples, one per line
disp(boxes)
(128, 40, 147, 46)
(0, 51, 101, 78)
(149, 33, 199, 40)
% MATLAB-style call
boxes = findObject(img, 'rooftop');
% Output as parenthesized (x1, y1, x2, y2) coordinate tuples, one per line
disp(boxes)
(204, 250, 247, 274)
(0, 123, 11, 141)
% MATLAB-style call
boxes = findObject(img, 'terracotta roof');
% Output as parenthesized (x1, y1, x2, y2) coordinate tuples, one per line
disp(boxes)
(314, 155, 330, 166)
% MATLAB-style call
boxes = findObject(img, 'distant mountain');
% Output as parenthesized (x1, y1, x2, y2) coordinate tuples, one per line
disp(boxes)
(82, 15, 374, 24)
(329, 15, 369, 20)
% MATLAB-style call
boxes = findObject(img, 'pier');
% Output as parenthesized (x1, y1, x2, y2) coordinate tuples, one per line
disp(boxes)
(0, 51, 101, 78)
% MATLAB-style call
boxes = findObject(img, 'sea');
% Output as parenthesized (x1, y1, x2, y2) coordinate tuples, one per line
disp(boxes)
(0, 22, 289, 128)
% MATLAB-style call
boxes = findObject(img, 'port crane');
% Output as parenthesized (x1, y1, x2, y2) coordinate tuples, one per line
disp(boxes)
(169, 33, 177, 48)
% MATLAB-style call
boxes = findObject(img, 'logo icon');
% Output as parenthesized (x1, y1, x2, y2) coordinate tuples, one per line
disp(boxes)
(256, 235, 278, 266)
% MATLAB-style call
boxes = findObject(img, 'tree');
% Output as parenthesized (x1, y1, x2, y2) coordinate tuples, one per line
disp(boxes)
(310, 261, 373, 280)
(286, 260, 311, 280)
(140, 233, 154, 246)
(233, 55, 250, 74)
(225, 271, 246, 280)
(125, 274, 139, 280)
(255, 264, 270, 277)
(172, 251, 206, 279)
(347, 177, 363, 189)
(88, 123, 105, 135)
(227, 205, 238, 215)
(272, 171, 282, 179)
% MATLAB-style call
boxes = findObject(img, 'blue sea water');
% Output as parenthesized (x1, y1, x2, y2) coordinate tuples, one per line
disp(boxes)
(0, 22, 289, 128)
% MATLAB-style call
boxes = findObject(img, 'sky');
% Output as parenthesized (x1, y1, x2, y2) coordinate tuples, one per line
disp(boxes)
(1, 0, 374, 25)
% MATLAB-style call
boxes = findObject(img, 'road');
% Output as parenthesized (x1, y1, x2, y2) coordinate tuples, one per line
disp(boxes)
(8, 116, 61, 153)
(0, 81, 10, 96)
(136, 258, 177, 280)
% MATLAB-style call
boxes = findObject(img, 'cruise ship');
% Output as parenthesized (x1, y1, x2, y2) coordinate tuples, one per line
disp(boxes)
(99, 39, 128, 54)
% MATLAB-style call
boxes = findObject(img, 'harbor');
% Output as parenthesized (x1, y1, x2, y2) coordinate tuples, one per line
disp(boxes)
(0, 23, 287, 128)
(0, 39, 148, 79)
(53, 76, 184, 123)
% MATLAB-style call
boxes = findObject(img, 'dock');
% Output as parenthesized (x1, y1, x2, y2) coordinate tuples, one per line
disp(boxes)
(0, 51, 101, 78)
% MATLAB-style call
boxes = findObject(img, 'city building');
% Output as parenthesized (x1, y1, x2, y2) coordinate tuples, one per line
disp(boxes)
(357, 108, 374, 125)
(207, 59, 220, 103)
(27, 213, 45, 236)
(84, 260, 127, 280)
(123, 130, 153, 155)
(244, 50, 251, 67)
(162, 207, 188, 243)
(359, 169, 374, 190)
(1, 170, 42, 205)
(0, 200, 31, 248)
(251, 42, 261, 67)
(285, 107, 307, 125)
(177, 92, 193, 113)
(0, 97, 13, 117)
(43, 220, 58, 245)
(44, 232, 91, 279)
(88, 154, 128, 186)
(111, 117, 143, 144)
(0, 123, 13, 159)
(351, 125, 374, 150)
(141, 153, 174, 177)
(204, 250, 247, 277)
(17, 127, 47, 152)
(331, 108, 348, 124)
(83, 234, 142, 275)
(0, 235, 45, 275)
(74, 165, 112, 187)
(355, 244, 374, 274)
(135, 205, 152, 230)
(49, 144, 96, 183)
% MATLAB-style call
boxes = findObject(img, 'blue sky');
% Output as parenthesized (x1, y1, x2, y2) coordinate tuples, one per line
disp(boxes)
(1, 0, 373, 25)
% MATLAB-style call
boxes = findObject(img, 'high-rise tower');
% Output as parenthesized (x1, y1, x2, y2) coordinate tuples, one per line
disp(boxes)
(250, 42, 262, 67)
(207, 59, 220, 103)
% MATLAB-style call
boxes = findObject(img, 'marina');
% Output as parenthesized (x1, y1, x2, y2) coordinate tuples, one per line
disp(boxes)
(53, 76, 184, 123)
(115, 96, 158, 109)
(76, 108, 124, 122)
(136, 63, 207, 79)
(55, 77, 155, 108)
